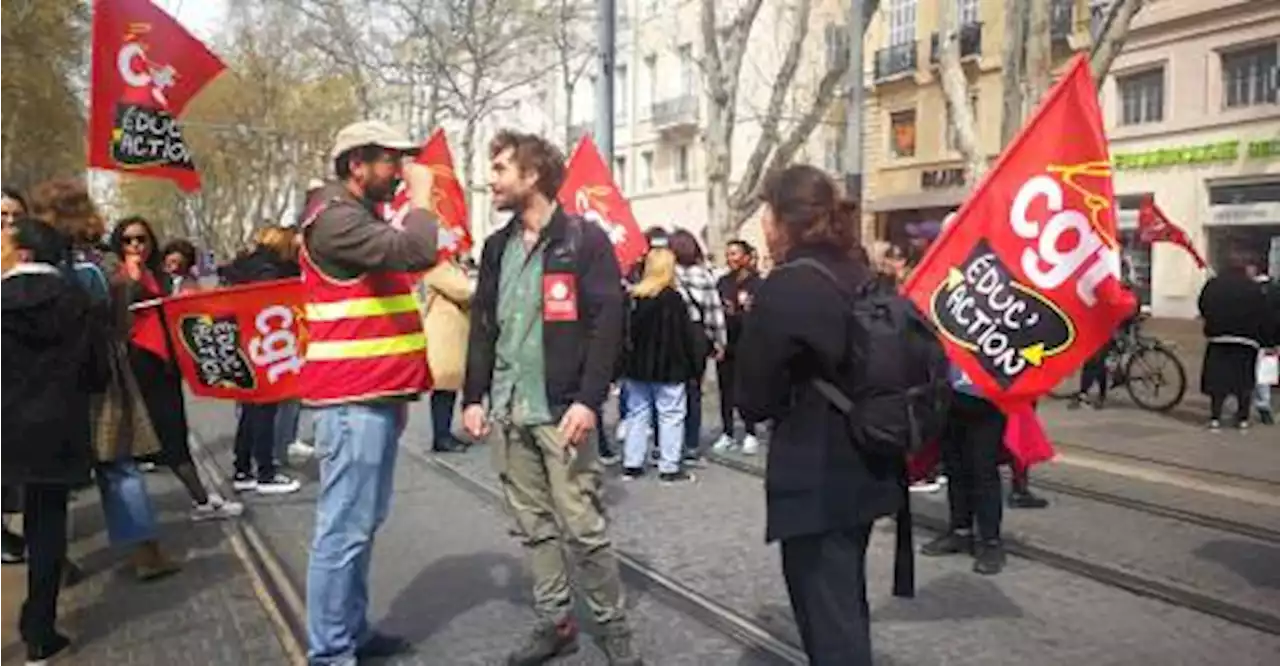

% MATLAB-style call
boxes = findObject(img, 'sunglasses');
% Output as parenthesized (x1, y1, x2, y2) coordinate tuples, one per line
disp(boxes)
(122, 234, 149, 246)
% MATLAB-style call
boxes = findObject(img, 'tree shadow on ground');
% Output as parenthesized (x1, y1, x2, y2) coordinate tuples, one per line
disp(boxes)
(872, 571, 1026, 623)
(377, 551, 531, 644)
(1195, 539, 1280, 589)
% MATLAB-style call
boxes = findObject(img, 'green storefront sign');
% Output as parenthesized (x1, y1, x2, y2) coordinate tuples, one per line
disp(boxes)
(1113, 138, 1279, 171)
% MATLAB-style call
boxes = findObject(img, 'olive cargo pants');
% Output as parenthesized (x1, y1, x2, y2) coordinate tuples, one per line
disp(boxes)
(494, 423, 627, 626)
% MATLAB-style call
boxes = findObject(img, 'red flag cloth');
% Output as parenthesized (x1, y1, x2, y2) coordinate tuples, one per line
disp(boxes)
(162, 278, 306, 403)
(557, 137, 649, 271)
(382, 129, 473, 260)
(1137, 195, 1207, 269)
(906, 404, 1056, 482)
(128, 269, 170, 360)
(902, 55, 1137, 406)
(89, 0, 227, 191)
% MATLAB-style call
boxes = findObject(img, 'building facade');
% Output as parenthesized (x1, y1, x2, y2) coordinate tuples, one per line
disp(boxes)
(858, 0, 1099, 257)
(1100, 0, 1279, 318)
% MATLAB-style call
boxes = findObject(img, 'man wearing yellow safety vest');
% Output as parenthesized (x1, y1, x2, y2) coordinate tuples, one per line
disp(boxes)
(298, 120, 440, 666)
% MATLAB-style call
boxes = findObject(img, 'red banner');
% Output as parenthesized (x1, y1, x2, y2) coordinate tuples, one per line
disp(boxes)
(557, 137, 649, 271)
(382, 129, 473, 260)
(903, 55, 1137, 405)
(1138, 195, 1206, 269)
(89, 0, 226, 191)
(162, 279, 306, 403)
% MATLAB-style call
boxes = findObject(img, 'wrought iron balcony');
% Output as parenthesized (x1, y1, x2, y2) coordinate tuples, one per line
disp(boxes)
(929, 23, 983, 64)
(874, 41, 918, 81)
(650, 94, 699, 131)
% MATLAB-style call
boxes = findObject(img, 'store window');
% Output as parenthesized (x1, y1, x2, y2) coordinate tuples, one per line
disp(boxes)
(1116, 193, 1153, 306)
(1221, 42, 1278, 108)
(890, 109, 917, 158)
(1118, 68, 1164, 125)
(1207, 180, 1280, 276)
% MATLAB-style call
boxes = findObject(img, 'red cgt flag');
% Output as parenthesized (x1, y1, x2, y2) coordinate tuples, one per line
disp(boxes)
(89, 0, 226, 191)
(903, 55, 1137, 406)
(382, 129, 473, 260)
(161, 279, 307, 403)
(1138, 195, 1206, 269)
(557, 137, 648, 271)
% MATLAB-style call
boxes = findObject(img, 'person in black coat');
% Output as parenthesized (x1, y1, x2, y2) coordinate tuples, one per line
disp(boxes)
(1198, 248, 1270, 430)
(735, 165, 901, 666)
(222, 226, 303, 495)
(618, 247, 699, 483)
(2, 217, 107, 663)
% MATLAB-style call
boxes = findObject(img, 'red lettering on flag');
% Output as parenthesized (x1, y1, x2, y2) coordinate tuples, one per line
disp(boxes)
(557, 137, 648, 271)
(902, 55, 1137, 405)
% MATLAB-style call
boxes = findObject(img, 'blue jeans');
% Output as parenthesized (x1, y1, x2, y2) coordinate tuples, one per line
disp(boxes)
(1256, 383, 1273, 412)
(95, 460, 158, 546)
(622, 380, 687, 474)
(306, 403, 404, 665)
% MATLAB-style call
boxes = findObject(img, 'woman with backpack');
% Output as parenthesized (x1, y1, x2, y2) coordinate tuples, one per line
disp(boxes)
(735, 165, 903, 665)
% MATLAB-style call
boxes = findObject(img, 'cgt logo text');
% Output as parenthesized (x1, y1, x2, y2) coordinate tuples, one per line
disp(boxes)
(248, 305, 303, 383)
(1010, 174, 1122, 308)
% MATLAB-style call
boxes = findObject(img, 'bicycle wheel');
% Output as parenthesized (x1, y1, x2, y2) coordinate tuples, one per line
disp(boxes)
(1123, 344, 1187, 412)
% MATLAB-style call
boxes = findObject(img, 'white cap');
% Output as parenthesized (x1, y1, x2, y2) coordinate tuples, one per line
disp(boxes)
(329, 120, 417, 160)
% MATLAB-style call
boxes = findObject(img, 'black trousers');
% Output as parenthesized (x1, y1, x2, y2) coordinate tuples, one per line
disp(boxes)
(684, 358, 708, 457)
(716, 356, 759, 437)
(940, 394, 1006, 541)
(430, 390, 457, 446)
(1078, 348, 1109, 401)
(235, 402, 279, 479)
(780, 525, 874, 666)
(20, 483, 69, 650)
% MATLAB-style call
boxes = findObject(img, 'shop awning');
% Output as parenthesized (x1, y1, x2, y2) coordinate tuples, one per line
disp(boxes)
(865, 188, 968, 213)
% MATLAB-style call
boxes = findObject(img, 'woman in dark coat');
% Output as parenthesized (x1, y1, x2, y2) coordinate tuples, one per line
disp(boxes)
(2, 218, 105, 663)
(1198, 249, 1269, 430)
(110, 216, 244, 518)
(735, 165, 901, 665)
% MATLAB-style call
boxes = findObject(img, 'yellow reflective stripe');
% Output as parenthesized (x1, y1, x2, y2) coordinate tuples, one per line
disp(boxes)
(304, 295, 421, 322)
(305, 332, 427, 361)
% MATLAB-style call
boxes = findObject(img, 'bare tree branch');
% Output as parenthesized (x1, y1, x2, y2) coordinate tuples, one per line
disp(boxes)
(1090, 0, 1145, 83)
(937, 0, 984, 180)
(999, 0, 1027, 148)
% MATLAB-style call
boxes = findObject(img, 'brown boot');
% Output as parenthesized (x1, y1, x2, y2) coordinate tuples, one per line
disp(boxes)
(132, 540, 181, 582)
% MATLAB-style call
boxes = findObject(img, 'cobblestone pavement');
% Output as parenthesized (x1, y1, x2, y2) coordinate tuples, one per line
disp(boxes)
(0, 465, 294, 666)
(186, 399, 780, 666)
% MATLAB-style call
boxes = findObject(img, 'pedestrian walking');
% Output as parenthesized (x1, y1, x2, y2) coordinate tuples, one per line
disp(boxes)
(670, 230, 726, 464)
(300, 120, 441, 666)
(735, 165, 903, 665)
(3, 218, 108, 665)
(1247, 261, 1279, 425)
(1198, 247, 1269, 431)
(619, 246, 700, 483)
(220, 225, 304, 495)
(420, 257, 474, 452)
(30, 178, 181, 583)
(461, 130, 640, 665)
(713, 239, 764, 455)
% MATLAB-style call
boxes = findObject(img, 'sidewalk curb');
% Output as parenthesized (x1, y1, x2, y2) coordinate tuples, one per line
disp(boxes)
(188, 434, 308, 666)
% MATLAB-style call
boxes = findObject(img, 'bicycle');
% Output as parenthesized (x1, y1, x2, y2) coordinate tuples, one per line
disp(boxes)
(1048, 312, 1188, 412)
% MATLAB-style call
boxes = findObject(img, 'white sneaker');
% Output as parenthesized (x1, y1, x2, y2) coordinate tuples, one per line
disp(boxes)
(287, 440, 315, 460)
(192, 494, 244, 521)
(256, 474, 301, 495)
(138, 461, 158, 473)
(935, 474, 949, 486)
(711, 434, 734, 452)
(909, 480, 942, 494)
(741, 435, 760, 456)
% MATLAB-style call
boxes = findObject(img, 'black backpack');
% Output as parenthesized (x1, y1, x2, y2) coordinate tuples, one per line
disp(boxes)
(790, 258, 951, 458)
(790, 258, 952, 599)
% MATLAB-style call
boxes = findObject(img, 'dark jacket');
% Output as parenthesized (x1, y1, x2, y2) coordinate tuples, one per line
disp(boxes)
(621, 287, 698, 384)
(2, 264, 106, 486)
(735, 244, 904, 542)
(717, 269, 763, 352)
(464, 208, 624, 416)
(1198, 272, 1269, 343)
(303, 182, 439, 280)
(220, 247, 301, 286)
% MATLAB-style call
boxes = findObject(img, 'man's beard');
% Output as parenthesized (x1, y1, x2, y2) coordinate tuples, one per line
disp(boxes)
(365, 176, 401, 203)
(493, 189, 528, 213)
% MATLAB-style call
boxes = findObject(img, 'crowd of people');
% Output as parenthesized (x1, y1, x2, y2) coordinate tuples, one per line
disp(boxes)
(1, 116, 1277, 666)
